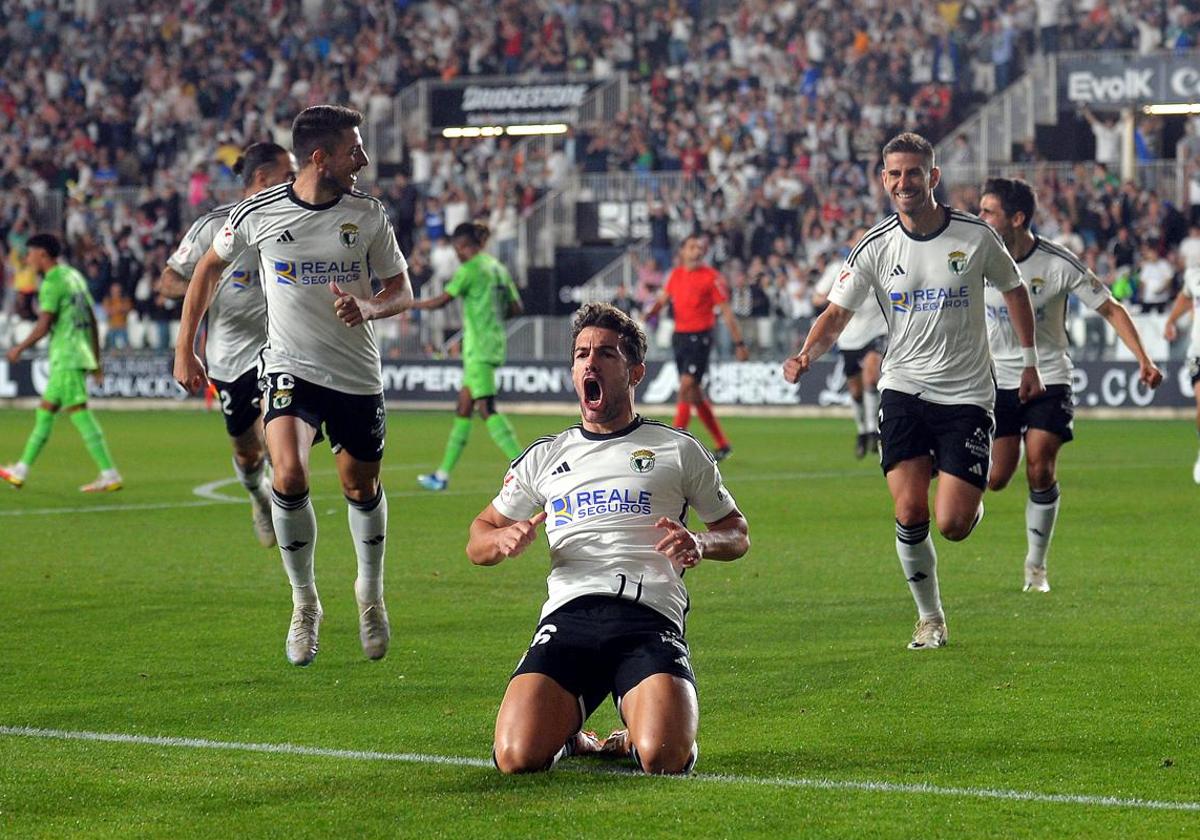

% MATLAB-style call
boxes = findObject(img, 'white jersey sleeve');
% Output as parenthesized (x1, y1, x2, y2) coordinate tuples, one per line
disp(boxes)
(167, 209, 225, 278)
(364, 198, 408, 279)
(1184, 269, 1200, 358)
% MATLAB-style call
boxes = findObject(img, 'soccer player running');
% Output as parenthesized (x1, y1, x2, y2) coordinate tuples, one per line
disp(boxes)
(412, 221, 523, 491)
(468, 302, 749, 774)
(160, 142, 297, 546)
(1164, 222, 1200, 481)
(1, 234, 122, 492)
(813, 228, 888, 458)
(174, 106, 414, 666)
(979, 178, 1162, 592)
(643, 233, 750, 461)
(783, 132, 1043, 650)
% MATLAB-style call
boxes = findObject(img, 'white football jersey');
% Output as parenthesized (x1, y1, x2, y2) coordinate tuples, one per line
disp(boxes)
(985, 237, 1111, 389)
(491, 417, 738, 633)
(829, 208, 1021, 409)
(213, 184, 408, 394)
(1184, 267, 1200, 358)
(168, 203, 266, 382)
(815, 258, 887, 350)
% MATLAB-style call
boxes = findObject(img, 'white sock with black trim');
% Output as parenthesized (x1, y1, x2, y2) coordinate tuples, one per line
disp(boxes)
(347, 486, 387, 603)
(1026, 483, 1060, 570)
(895, 520, 943, 620)
(272, 488, 319, 607)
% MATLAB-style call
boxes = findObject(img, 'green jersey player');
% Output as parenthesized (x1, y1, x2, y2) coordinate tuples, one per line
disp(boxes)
(413, 222, 523, 491)
(1, 233, 122, 491)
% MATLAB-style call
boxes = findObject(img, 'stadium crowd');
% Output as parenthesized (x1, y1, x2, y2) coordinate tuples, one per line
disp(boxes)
(1, 0, 1199, 356)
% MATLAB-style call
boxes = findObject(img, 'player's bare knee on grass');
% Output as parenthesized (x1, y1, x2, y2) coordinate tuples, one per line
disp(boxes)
(630, 733, 696, 775)
(988, 472, 1012, 492)
(272, 463, 308, 496)
(1026, 462, 1056, 493)
(492, 739, 556, 775)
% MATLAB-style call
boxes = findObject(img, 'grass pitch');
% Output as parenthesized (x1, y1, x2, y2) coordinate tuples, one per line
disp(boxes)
(0, 407, 1197, 838)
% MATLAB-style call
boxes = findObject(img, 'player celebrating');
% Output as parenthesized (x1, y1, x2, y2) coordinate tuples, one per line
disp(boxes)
(412, 221, 523, 491)
(1, 234, 122, 492)
(643, 234, 749, 461)
(174, 105, 414, 666)
(468, 303, 749, 774)
(979, 178, 1162, 592)
(813, 228, 888, 458)
(1164, 222, 1200, 482)
(160, 142, 297, 546)
(783, 132, 1043, 650)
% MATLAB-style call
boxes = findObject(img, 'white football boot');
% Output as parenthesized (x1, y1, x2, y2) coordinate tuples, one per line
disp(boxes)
(908, 616, 948, 650)
(357, 598, 390, 660)
(286, 603, 323, 666)
(1023, 562, 1051, 592)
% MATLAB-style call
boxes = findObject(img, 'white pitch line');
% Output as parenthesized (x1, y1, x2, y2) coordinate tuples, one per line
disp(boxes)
(2, 726, 1197, 813)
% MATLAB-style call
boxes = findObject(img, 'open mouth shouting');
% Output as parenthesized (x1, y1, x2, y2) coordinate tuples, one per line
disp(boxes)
(582, 373, 603, 411)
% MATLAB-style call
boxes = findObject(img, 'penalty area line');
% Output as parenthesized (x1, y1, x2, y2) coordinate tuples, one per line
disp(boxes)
(2, 726, 1198, 813)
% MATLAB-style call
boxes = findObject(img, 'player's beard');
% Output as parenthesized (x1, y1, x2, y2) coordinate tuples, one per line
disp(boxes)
(320, 169, 357, 195)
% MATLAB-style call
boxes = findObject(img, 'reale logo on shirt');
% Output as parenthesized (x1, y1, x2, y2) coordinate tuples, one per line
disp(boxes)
(274, 259, 363, 286)
(890, 285, 971, 314)
(548, 487, 653, 526)
(229, 269, 250, 290)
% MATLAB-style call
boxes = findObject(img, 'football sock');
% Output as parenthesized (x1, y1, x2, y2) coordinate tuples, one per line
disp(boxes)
(695, 400, 729, 449)
(234, 456, 271, 506)
(895, 519, 943, 620)
(69, 409, 116, 471)
(852, 397, 868, 434)
(863, 388, 880, 433)
(485, 412, 522, 460)
(18, 408, 55, 466)
(1026, 483, 1061, 569)
(272, 488, 319, 607)
(673, 401, 691, 429)
(348, 485, 387, 603)
(436, 416, 472, 476)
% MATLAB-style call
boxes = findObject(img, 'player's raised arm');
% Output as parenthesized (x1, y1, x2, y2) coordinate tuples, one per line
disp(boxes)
(173, 246, 230, 394)
(998, 282, 1045, 402)
(467, 503, 547, 565)
(782, 302, 855, 382)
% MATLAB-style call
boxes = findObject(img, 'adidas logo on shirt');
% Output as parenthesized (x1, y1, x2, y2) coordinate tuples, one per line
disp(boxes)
(891, 264, 906, 276)
(551, 461, 571, 475)
(276, 229, 296, 243)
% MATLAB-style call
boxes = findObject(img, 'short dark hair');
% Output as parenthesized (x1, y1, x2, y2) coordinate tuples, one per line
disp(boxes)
(292, 105, 363, 165)
(233, 142, 291, 187)
(881, 132, 935, 170)
(571, 302, 647, 366)
(452, 222, 490, 248)
(26, 233, 62, 258)
(983, 177, 1037, 229)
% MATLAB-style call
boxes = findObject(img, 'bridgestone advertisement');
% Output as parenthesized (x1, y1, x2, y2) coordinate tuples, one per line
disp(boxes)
(429, 80, 598, 129)
(1058, 52, 1200, 106)
(0, 356, 1189, 409)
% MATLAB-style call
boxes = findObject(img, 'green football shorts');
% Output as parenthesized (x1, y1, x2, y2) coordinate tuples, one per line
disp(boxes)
(43, 366, 91, 408)
(463, 361, 498, 399)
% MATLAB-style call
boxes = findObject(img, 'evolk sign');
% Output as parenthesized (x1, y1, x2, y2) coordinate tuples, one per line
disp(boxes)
(1059, 50, 1200, 107)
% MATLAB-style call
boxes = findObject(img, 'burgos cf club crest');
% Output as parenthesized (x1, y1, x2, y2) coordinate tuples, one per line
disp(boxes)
(947, 250, 968, 275)
(1029, 276, 1045, 296)
(339, 223, 359, 248)
(630, 449, 656, 473)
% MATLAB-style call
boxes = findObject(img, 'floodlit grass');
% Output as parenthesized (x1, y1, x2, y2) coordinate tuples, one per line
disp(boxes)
(0, 407, 1197, 837)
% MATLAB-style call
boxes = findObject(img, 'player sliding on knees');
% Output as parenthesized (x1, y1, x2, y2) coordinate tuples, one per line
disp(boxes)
(159, 142, 297, 547)
(784, 133, 1043, 651)
(978, 177, 1162, 592)
(174, 105, 414, 666)
(467, 303, 749, 774)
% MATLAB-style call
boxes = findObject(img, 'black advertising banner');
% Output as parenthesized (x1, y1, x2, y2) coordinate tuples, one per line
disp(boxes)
(429, 81, 598, 130)
(2, 356, 1187, 409)
(1058, 52, 1200, 107)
